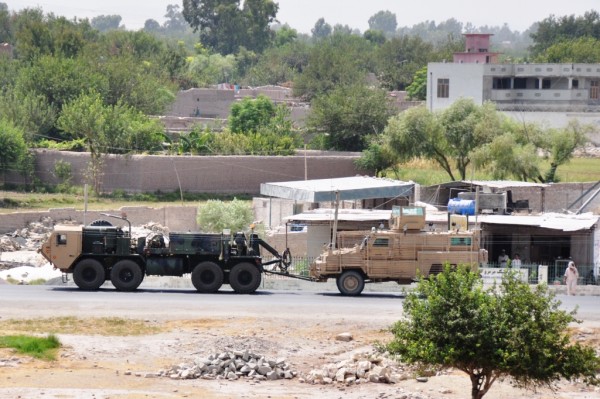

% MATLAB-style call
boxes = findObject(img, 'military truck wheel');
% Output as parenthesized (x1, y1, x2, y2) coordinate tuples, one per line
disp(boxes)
(229, 262, 261, 294)
(73, 259, 106, 290)
(191, 261, 224, 293)
(336, 270, 365, 296)
(111, 260, 144, 291)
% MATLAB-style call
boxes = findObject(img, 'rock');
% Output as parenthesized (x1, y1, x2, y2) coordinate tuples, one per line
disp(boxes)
(335, 332, 353, 342)
(416, 376, 429, 382)
(160, 348, 296, 382)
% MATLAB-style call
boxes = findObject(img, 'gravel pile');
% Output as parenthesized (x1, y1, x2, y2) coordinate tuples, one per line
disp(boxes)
(302, 350, 408, 385)
(0, 217, 56, 252)
(155, 349, 297, 381)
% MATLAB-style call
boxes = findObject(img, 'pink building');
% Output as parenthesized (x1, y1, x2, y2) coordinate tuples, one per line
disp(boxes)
(453, 33, 499, 64)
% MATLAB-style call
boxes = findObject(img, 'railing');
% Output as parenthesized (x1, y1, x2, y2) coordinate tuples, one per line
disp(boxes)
(486, 262, 598, 285)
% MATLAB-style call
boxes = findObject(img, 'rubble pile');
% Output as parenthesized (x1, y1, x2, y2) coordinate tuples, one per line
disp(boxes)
(303, 350, 409, 385)
(1, 217, 56, 252)
(156, 350, 297, 381)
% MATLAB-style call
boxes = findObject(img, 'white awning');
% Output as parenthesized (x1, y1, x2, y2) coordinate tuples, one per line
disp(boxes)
(260, 176, 414, 202)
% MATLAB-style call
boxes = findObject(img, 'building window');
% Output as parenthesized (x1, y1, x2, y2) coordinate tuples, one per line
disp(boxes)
(572, 79, 579, 89)
(493, 78, 511, 89)
(437, 78, 449, 98)
(513, 78, 527, 89)
(542, 79, 551, 89)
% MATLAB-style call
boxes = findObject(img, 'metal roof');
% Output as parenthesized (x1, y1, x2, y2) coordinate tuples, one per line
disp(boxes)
(285, 209, 392, 223)
(260, 176, 414, 202)
(433, 180, 549, 189)
(285, 209, 599, 232)
(478, 213, 599, 232)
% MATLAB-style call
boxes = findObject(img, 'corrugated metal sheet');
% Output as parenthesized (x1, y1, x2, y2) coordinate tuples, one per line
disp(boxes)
(284, 209, 392, 222)
(285, 209, 599, 232)
(260, 176, 414, 202)
(434, 180, 549, 189)
(478, 213, 598, 231)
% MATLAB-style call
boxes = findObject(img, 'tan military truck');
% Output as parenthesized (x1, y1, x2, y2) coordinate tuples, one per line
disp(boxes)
(309, 206, 488, 295)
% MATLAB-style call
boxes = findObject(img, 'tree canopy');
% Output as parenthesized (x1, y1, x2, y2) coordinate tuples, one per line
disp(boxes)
(367, 10, 397, 35)
(530, 10, 600, 56)
(378, 99, 588, 182)
(182, 0, 278, 54)
(387, 266, 600, 399)
(307, 84, 395, 151)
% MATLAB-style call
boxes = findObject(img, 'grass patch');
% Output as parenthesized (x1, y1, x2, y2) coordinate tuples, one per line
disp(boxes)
(0, 189, 251, 214)
(387, 157, 600, 185)
(0, 334, 60, 360)
(0, 317, 163, 336)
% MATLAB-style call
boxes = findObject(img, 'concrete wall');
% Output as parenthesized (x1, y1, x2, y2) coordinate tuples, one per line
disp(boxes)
(0, 206, 198, 234)
(168, 88, 234, 118)
(427, 63, 485, 111)
(17, 150, 366, 195)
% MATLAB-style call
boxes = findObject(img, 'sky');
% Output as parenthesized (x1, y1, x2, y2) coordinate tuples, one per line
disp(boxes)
(6, 0, 600, 33)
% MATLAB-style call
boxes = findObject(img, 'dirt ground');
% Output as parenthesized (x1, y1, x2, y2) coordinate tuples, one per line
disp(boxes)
(2, 314, 600, 399)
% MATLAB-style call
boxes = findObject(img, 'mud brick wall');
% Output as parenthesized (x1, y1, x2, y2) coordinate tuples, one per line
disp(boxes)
(21, 150, 366, 195)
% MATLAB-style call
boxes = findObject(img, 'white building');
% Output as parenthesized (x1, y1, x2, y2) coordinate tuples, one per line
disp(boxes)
(426, 34, 600, 136)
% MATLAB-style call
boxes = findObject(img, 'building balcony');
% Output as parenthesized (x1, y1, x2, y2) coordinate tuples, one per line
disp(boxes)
(485, 63, 600, 78)
(489, 89, 590, 102)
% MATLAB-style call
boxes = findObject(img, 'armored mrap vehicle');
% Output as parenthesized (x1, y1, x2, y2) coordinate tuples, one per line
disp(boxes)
(39, 216, 290, 294)
(309, 206, 488, 296)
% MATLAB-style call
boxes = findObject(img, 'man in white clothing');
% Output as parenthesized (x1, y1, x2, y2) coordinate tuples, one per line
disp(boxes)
(563, 261, 579, 296)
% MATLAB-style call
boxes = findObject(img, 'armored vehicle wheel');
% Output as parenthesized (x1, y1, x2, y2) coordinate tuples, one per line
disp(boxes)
(191, 261, 224, 293)
(73, 259, 106, 290)
(229, 262, 261, 294)
(111, 260, 144, 291)
(336, 270, 365, 296)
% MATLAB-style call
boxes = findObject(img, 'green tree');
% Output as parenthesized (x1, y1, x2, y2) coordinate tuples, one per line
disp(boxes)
(472, 119, 590, 183)
(535, 37, 600, 63)
(384, 99, 502, 180)
(530, 10, 600, 56)
(311, 18, 331, 40)
(197, 198, 253, 233)
(182, 0, 278, 54)
(242, 0, 278, 53)
(57, 91, 165, 191)
(363, 29, 386, 46)
(228, 94, 275, 133)
(15, 55, 105, 115)
(375, 36, 433, 90)
(307, 84, 395, 151)
(163, 4, 188, 33)
(242, 40, 309, 86)
(0, 3, 11, 44)
(367, 10, 397, 36)
(293, 34, 374, 100)
(0, 118, 28, 179)
(0, 90, 57, 142)
(91, 15, 122, 32)
(387, 266, 600, 399)
(273, 25, 297, 47)
(405, 66, 427, 100)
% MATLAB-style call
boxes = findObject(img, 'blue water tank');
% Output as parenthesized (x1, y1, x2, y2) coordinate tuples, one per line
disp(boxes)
(447, 198, 476, 215)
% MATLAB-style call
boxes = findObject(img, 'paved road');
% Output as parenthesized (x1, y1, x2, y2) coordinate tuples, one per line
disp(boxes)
(1, 284, 598, 325)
